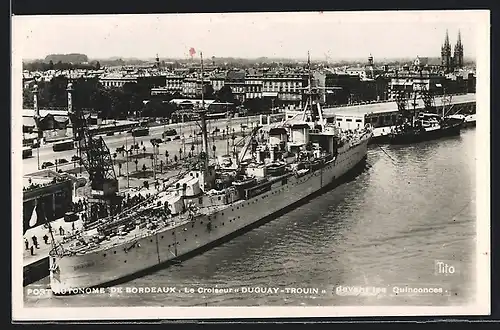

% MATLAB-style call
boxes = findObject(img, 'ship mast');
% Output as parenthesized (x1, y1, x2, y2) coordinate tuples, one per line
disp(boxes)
(302, 51, 313, 121)
(199, 52, 209, 168)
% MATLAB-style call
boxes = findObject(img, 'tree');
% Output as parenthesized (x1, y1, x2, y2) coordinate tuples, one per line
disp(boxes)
(174, 155, 178, 163)
(134, 159, 138, 171)
(203, 84, 215, 99)
(118, 163, 122, 176)
(244, 97, 268, 114)
(165, 150, 169, 163)
(23, 86, 34, 109)
(215, 85, 235, 103)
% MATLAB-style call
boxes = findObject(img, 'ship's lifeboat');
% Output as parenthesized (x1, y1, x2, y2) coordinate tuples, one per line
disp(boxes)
(232, 177, 257, 189)
(310, 159, 323, 171)
(266, 163, 286, 176)
(296, 168, 310, 177)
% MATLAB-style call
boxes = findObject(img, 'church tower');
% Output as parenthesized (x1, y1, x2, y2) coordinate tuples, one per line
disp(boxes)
(453, 30, 464, 69)
(155, 53, 160, 69)
(441, 29, 452, 72)
(368, 53, 374, 67)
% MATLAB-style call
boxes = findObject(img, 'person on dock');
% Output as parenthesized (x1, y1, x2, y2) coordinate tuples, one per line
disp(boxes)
(71, 222, 75, 232)
(59, 226, 65, 236)
(43, 234, 49, 245)
(30, 245, 34, 256)
(24, 238, 29, 250)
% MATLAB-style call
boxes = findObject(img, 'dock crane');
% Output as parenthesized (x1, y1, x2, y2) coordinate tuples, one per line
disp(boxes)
(66, 83, 122, 227)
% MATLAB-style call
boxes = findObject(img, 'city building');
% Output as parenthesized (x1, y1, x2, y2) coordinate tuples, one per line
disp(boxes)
(210, 75, 226, 92)
(258, 73, 308, 106)
(244, 79, 263, 100)
(389, 71, 445, 99)
(164, 75, 184, 93)
(99, 73, 137, 88)
(23, 170, 77, 234)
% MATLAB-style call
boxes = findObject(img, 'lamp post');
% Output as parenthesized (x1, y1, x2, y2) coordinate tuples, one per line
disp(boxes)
(35, 138, 40, 170)
(150, 154, 155, 180)
(182, 134, 186, 155)
(125, 134, 130, 188)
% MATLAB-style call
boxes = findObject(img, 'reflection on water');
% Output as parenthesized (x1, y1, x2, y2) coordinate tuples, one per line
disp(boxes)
(25, 129, 477, 307)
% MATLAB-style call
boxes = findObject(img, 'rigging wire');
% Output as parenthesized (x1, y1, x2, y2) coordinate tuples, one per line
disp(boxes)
(374, 143, 398, 164)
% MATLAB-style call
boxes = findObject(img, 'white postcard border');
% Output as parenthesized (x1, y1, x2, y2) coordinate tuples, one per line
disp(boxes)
(12, 9, 491, 320)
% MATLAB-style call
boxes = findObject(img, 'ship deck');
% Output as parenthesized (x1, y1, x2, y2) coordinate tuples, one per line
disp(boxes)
(56, 211, 194, 255)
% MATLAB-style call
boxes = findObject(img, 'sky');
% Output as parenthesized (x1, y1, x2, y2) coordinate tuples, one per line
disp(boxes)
(12, 10, 488, 61)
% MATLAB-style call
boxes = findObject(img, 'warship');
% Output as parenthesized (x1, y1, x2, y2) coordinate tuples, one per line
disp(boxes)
(48, 53, 373, 295)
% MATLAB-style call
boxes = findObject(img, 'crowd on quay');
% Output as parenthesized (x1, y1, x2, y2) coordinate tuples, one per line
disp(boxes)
(23, 175, 174, 257)
(24, 222, 76, 257)
(23, 177, 69, 192)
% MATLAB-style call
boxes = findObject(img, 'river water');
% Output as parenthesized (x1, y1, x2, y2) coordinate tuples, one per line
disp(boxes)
(24, 128, 477, 307)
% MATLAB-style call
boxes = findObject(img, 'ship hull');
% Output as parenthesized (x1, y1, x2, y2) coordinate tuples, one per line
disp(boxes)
(464, 120, 476, 128)
(368, 134, 391, 145)
(50, 135, 371, 295)
(388, 122, 462, 145)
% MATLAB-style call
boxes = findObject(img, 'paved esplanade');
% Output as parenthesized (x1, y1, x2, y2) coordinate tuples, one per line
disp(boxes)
(23, 114, 280, 175)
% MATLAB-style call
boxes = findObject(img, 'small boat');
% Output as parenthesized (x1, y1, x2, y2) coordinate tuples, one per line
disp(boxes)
(266, 162, 286, 176)
(389, 90, 464, 145)
(464, 114, 476, 127)
(296, 168, 310, 177)
(232, 177, 257, 189)
(389, 113, 463, 145)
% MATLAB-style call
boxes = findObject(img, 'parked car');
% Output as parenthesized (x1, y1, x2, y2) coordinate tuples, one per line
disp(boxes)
(64, 212, 78, 223)
(165, 137, 172, 142)
(116, 146, 125, 153)
(173, 135, 181, 140)
(41, 161, 54, 169)
(57, 158, 69, 164)
(106, 132, 115, 136)
(212, 127, 221, 134)
(150, 138, 162, 144)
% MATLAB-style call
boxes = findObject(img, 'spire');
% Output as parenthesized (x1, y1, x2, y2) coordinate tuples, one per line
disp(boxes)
(444, 29, 450, 47)
(457, 30, 462, 45)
